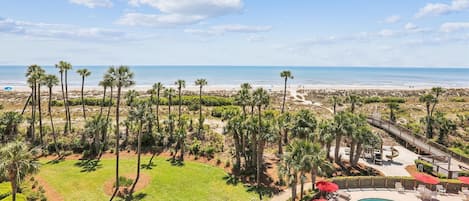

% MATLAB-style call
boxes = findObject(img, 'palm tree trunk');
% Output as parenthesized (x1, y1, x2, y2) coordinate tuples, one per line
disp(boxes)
(49, 87, 60, 156)
(334, 134, 342, 163)
(281, 77, 287, 113)
(81, 76, 86, 120)
(31, 83, 36, 142)
(130, 121, 143, 195)
(99, 86, 107, 117)
(326, 141, 332, 161)
(38, 83, 43, 146)
(291, 175, 297, 201)
(10, 175, 17, 201)
(110, 85, 121, 201)
(198, 86, 203, 137)
(353, 143, 363, 166)
(102, 87, 113, 156)
(300, 177, 304, 200)
(256, 106, 263, 188)
(21, 93, 32, 115)
(156, 90, 160, 132)
(59, 72, 68, 134)
(349, 139, 356, 163)
(178, 88, 182, 123)
(65, 70, 71, 132)
(311, 167, 318, 190)
(277, 130, 283, 155)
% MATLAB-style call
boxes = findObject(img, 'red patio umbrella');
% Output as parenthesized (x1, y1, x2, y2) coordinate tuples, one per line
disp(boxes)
(413, 173, 439, 185)
(311, 199, 327, 201)
(316, 181, 339, 192)
(458, 176, 469, 184)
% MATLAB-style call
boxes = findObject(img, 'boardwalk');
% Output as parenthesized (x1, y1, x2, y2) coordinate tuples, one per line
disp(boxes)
(367, 117, 467, 172)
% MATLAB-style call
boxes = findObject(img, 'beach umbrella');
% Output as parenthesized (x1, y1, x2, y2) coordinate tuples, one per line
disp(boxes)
(413, 173, 439, 185)
(458, 176, 469, 184)
(311, 198, 327, 201)
(316, 181, 339, 192)
(4, 86, 13, 91)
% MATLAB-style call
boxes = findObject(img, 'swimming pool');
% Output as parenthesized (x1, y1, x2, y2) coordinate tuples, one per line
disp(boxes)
(358, 198, 393, 201)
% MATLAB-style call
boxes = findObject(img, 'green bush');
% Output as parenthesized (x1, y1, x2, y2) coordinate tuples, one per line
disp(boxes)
(363, 96, 406, 104)
(459, 171, 469, 177)
(51, 98, 114, 107)
(363, 96, 382, 104)
(201, 146, 216, 159)
(450, 97, 466, 102)
(211, 106, 240, 118)
(415, 159, 433, 174)
(140, 95, 233, 107)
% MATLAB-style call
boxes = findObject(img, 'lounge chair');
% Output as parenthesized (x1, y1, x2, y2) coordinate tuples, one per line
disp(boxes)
(436, 184, 446, 194)
(395, 182, 404, 193)
(337, 191, 352, 200)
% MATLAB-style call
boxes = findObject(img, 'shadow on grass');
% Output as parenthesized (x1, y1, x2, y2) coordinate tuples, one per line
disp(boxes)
(121, 192, 147, 201)
(245, 184, 276, 200)
(166, 158, 185, 167)
(141, 162, 157, 170)
(74, 159, 102, 172)
(46, 155, 65, 165)
(222, 174, 239, 186)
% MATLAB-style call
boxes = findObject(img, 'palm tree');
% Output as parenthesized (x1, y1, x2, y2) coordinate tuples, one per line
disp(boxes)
(108, 66, 135, 201)
(99, 74, 115, 157)
(125, 90, 139, 107)
(279, 140, 311, 201)
(419, 94, 436, 139)
(152, 83, 164, 132)
(226, 115, 244, 169)
(43, 74, 60, 156)
(175, 80, 186, 123)
(333, 111, 351, 164)
(234, 83, 252, 117)
(277, 112, 292, 154)
(291, 109, 317, 141)
(55, 61, 72, 134)
(252, 88, 270, 188)
(387, 102, 400, 122)
(195, 79, 207, 137)
(164, 88, 176, 137)
(128, 102, 152, 195)
(346, 94, 361, 113)
(26, 64, 44, 143)
(280, 70, 293, 114)
(0, 112, 23, 143)
(98, 75, 114, 117)
(318, 120, 334, 161)
(309, 142, 331, 191)
(77, 69, 91, 121)
(330, 95, 342, 115)
(0, 141, 39, 201)
(435, 112, 456, 145)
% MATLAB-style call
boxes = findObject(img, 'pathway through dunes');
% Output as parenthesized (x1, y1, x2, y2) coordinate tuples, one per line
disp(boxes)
(289, 88, 334, 114)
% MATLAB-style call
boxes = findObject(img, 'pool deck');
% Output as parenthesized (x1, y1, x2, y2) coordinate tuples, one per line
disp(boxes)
(347, 189, 465, 201)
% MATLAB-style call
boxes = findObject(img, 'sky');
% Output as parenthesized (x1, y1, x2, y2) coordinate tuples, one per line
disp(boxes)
(0, 0, 469, 67)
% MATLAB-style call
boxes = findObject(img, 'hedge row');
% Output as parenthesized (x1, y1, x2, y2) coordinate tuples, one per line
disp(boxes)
(414, 159, 433, 174)
(363, 96, 406, 104)
(50, 95, 234, 107)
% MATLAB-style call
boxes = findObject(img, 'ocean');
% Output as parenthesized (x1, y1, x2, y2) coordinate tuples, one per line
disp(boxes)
(0, 66, 468, 89)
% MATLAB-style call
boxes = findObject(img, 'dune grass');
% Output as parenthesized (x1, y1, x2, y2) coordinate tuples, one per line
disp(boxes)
(38, 156, 259, 201)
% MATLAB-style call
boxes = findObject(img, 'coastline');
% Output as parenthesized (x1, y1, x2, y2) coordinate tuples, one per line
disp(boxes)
(3, 84, 469, 93)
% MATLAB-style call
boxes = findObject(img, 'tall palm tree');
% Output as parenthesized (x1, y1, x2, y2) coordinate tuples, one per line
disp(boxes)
(128, 102, 152, 195)
(291, 109, 317, 141)
(55, 61, 72, 134)
(195, 79, 207, 137)
(419, 94, 436, 139)
(108, 66, 135, 201)
(0, 141, 39, 201)
(279, 140, 311, 201)
(318, 120, 334, 161)
(99, 74, 115, 157)
(277, 112, 292, 154)
(77, 68, 91, 120)
(152, 83, 164, 132)
(252, 88, 270, 188)
(164, 88, 176, 137)
(309, 142, 331, 190)
(43, 74, 60, 156)
(333, 111, 351, 164)
(26, 65, 44, 143)
(175, 80, 185, 123)
(280, 70, 293, 114)
(98, 75, 114, 117)
(387, 102, 400, 122)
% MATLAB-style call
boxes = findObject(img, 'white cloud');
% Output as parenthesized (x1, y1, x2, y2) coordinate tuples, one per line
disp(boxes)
(377, 29, 396, 37)
(404, 23, 418, 30)
(440, 22, 469, 32)
(383, 15, 401, 24)
(415, 0, 469, 18)
(69, 0, 113, 8)
(0, 17, 126, 40)
(184, 24, 272, 36)
(119, 0, 243, 26)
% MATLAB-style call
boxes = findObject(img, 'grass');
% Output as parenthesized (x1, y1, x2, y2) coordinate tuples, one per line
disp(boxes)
(38, 156, 260, 201)
(449, 147, 469, 158)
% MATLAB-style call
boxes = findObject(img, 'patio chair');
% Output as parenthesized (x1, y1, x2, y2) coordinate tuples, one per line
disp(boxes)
(336, 190, 351, 201)
(395, 182, 404, 193)
(436, 184, 446, 194)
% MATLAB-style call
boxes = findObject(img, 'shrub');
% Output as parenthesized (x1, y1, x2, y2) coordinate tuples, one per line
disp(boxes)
(415, 159, 433, 174)
(201, 146, 216, 159)
(450, 97, 466, 102)
(51, 98, 114, 107)
(113, 176, 133, 188)
(189, 139, 201, 156)
(211, 106, 240, 118)
(363, 96, 406, 104)
(139, 95, 233, 106)
(459, 171, 469, 177)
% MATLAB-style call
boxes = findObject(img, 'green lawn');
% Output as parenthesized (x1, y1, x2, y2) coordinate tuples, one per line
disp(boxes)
(38, 156, 259, 201)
